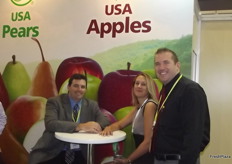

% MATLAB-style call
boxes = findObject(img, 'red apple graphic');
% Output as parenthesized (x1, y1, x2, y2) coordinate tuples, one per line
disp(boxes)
(55, 57, 104, 91)
(98, 62, 141, 113)
(100, 108, 117, 123)
(6, 95, 47, 144)
(0, 72, 10, 109)
(94, 108, 124, 164)
(95, 141, 124, 164)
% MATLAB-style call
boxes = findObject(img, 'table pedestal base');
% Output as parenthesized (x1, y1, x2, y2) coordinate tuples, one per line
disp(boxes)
(87, 144, 93, 164)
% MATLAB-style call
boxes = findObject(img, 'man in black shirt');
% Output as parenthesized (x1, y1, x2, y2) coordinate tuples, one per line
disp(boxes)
(151, 48, 210, 164)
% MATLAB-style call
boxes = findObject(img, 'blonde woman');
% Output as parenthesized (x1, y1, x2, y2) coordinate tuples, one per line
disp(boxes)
(100, 73, 158, 164)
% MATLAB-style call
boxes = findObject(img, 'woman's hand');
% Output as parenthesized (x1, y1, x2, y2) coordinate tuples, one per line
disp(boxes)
(99, 126, 113, 136)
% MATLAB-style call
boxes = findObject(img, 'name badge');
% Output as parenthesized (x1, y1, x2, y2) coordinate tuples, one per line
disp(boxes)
(153, 121, 156, 126)
(70, 143, 80, 149)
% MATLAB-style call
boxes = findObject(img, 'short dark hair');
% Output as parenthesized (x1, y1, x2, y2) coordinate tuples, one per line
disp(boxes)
(155, 48, 179, 63)
(68, 73, 87, 88)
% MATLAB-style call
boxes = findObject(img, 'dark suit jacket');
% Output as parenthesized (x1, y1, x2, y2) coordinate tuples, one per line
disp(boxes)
(29, 94, 109, 164)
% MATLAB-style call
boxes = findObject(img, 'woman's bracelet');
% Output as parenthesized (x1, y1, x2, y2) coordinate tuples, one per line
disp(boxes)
(127, 159, 132, 163)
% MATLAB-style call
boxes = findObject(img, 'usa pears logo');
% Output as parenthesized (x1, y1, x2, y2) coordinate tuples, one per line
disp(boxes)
(11, 0, 32, 6)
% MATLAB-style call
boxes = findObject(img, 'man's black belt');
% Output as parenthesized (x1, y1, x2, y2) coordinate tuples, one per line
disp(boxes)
(155, 154, 181, 161)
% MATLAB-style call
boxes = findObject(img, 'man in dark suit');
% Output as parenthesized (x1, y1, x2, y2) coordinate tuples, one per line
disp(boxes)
(151, 48, 210, 164)
(29, 73, 109, 164)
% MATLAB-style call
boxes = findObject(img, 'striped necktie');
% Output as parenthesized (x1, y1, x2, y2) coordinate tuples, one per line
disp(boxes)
(65, 149, 75, 164)
(65, 104, 79, 163)
(73, 103, 79, 122)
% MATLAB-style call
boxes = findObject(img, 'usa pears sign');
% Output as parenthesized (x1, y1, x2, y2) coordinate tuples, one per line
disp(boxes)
(1, 0, 39, 38)
(2, 11, 39, 38)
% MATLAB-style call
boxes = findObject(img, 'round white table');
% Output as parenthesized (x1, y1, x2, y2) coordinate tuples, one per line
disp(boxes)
(55, 130, 126, 164)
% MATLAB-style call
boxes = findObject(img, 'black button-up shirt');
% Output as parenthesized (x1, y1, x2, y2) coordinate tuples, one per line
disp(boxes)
(152, 73, 210, 164)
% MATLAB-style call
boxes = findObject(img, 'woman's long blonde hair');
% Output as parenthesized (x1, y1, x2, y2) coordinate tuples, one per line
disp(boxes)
(131, 72, 158, 106)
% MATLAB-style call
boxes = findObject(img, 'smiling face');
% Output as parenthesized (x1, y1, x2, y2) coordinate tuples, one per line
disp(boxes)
(68, 79, 87, 101)
(133, 75, 149, 99)
(154, 51, 180, 85)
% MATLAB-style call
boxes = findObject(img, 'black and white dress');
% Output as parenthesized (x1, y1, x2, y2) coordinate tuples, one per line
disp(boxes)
(132, 99, 158, 164)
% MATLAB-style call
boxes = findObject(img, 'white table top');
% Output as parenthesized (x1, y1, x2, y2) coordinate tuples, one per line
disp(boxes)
(55, 130, 126, 144)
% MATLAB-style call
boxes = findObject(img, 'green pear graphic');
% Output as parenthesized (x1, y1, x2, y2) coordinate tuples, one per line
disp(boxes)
(2, 55, 31, 102)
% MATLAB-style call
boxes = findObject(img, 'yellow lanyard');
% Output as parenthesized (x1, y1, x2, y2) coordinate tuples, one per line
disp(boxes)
(154, 74, 183, 123)
(72, 106, 81, 122)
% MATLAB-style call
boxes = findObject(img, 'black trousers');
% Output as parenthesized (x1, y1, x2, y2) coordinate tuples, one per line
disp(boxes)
(39, 150, 87, 164)
(133, 134, 154, 164)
